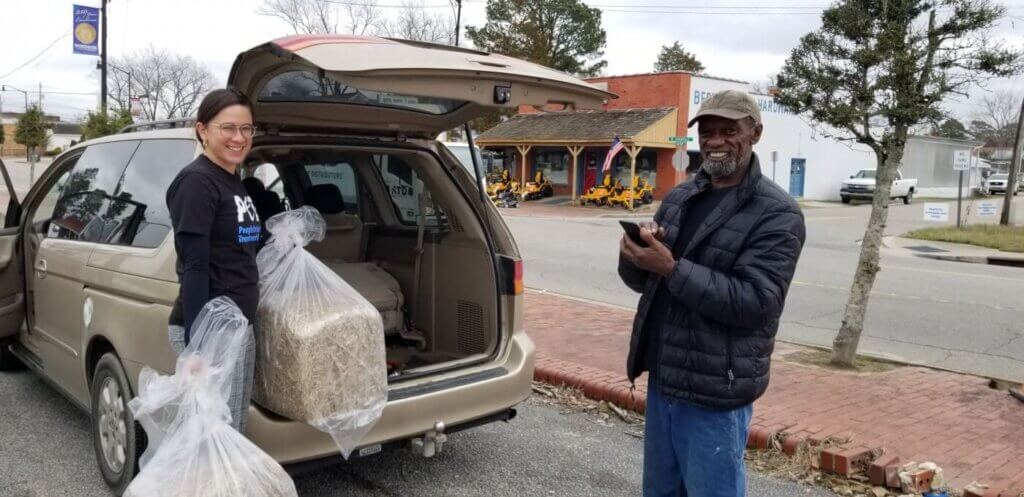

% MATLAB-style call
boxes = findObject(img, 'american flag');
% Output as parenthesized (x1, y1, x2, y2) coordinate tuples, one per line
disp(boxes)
(602, 135, 624, 173)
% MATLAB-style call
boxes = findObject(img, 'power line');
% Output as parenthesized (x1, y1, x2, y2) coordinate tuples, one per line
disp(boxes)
(0, 32, 71, 81)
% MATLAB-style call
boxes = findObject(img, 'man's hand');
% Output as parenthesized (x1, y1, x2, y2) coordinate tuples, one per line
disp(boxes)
(620, 224, 675, 277)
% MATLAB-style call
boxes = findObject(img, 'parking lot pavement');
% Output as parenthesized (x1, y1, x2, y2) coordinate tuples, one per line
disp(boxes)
(0, 367, 832, 497)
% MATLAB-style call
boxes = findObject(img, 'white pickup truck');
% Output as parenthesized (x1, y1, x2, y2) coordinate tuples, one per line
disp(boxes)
(840, 169, 918, 204)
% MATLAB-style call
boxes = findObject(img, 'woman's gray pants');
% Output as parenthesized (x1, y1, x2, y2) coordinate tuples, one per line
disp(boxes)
(167, 324, 256, 433)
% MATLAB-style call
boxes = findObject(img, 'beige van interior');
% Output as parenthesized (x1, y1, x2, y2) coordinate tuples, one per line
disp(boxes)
(242, 143, 499, 384)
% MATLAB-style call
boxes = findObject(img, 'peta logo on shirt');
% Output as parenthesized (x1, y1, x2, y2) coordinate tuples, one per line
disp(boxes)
(234, 195, 262, 245)
(234, 195, 260, 223)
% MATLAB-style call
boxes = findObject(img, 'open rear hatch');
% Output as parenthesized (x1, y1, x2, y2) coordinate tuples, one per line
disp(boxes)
(228, 35, 616, 138)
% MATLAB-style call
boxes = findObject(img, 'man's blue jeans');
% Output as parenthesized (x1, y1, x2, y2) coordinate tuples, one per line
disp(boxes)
(643, 383, 753, 497)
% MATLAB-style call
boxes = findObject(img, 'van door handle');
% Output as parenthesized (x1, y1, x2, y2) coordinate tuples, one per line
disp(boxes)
(35, 259, 47, 278)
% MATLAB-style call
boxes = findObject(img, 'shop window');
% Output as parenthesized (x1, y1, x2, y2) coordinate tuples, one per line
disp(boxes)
(534, 149, 571, 185)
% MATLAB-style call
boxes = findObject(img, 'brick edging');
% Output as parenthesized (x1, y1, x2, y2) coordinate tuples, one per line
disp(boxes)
(533, 356, 1020, 496)
(533, 356, 647, 413)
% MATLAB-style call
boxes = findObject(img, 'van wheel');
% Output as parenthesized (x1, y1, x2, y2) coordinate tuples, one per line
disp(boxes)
(91, 353, 145, 496)
(841, 196, 851, 204)
(0, 343, 25, 371)
(903, 192, 913, 204)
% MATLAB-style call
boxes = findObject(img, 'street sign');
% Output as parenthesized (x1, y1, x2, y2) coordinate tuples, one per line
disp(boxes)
(953, 150, 971, 171)
(130, 97, 142, 117)
(978, 201, 998, 217)
(924, 203, 950, 222)
(668, 136, 693, 144)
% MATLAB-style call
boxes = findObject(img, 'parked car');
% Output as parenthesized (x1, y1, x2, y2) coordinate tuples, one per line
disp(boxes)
(840, 169, 918, 204)
(0, 35, 614, 494)
(982, 173, 1020, 195)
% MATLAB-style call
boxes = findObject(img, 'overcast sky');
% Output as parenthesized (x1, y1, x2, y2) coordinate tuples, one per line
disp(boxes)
(1, 0, 1022, 122)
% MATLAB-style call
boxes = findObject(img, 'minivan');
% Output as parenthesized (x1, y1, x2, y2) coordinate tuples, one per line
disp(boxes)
(0, 35, 613, 493)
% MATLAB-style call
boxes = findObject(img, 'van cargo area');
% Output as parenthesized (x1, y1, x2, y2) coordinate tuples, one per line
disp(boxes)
(242, 142, 500, 396)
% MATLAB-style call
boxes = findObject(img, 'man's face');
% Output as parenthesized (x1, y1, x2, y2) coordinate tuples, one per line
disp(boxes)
(697, 116, 763, 178)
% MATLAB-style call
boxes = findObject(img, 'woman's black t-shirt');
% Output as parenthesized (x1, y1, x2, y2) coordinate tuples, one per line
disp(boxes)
(166, 154, 261, 328)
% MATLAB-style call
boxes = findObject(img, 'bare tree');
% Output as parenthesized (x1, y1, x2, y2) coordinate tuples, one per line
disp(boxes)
(343, 0, 386, 35)
(258, 0, 386, 36)
(107, 46, 215, 121)
(971, 90, 1020, 148)
(749, 73, 779, 94)
(385, 0, 455, 44)
(257, 0, 337, 34)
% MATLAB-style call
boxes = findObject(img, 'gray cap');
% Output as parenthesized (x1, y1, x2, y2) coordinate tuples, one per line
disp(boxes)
(688, 90, 762, 127)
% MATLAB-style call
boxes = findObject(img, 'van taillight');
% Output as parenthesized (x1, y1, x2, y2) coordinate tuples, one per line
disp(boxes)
(500, 256, 523, 296)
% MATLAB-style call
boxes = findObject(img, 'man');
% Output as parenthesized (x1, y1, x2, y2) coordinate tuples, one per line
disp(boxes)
(619, 90, 806, 497)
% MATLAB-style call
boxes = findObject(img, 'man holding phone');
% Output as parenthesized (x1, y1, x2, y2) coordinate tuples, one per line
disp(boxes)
(619, 90, 806, 497)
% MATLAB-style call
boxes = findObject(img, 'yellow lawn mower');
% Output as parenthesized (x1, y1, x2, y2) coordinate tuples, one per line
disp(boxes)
(520, 171, 555, 201)
(580, 175, 623, 206)
(607, 176, 655, 208)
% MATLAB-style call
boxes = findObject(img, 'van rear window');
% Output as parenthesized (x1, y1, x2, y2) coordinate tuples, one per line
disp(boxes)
(259, 70, 467, 115)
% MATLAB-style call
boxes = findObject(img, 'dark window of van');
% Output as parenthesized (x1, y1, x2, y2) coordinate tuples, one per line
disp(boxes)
(304, 162, 360, 215)
(47, 141, 139, 241)
(99, 139, 196, 248)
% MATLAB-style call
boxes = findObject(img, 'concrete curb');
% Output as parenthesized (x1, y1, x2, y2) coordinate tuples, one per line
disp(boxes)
(533, 355, 1021, 496)
(887, 236, 1024, 267)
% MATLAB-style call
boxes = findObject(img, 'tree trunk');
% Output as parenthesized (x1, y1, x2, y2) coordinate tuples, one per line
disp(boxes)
(831, 135, 906, 368)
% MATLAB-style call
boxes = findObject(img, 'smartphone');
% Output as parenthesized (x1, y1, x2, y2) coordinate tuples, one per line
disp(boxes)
(619, 220, 649, 247)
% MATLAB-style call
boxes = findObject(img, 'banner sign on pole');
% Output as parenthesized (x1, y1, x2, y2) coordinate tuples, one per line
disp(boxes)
(977, 201, 998, 217)
(73, 5, 100, 56)
(923, 203, 950, 222)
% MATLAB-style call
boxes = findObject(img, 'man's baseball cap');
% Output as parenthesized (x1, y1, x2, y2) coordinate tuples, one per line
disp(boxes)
(687, 90, 762, 127)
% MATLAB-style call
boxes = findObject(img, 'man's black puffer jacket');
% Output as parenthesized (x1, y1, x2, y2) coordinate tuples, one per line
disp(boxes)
(619, 154, 806, 410)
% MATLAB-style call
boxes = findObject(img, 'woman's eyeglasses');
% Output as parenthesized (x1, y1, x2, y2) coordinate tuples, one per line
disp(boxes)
(210, 123, 257, 139)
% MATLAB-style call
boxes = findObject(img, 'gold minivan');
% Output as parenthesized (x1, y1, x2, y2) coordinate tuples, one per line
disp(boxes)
(0, 36, 613, 493)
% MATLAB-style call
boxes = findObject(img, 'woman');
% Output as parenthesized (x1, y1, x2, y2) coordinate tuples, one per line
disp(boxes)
(166, 88, 261, 432)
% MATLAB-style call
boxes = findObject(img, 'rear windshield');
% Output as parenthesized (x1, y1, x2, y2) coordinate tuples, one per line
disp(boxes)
(259, 70, 467, 115)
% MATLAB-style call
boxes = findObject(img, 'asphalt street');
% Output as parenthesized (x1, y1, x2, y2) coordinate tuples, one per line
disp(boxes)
(0, 368, 831, 497)
(505, 198, 1024, 381)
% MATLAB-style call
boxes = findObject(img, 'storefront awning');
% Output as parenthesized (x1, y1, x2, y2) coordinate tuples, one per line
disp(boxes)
(475, 107, 679, 149)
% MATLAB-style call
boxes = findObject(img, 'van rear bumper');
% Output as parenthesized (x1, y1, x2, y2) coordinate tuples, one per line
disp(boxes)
(245, 329, 536, 464)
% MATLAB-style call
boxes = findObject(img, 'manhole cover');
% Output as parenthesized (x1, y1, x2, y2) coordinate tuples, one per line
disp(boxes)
(906, 245, 949, 253)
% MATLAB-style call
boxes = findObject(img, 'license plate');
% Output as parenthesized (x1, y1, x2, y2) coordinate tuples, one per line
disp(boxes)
(358, 444, 382, 457)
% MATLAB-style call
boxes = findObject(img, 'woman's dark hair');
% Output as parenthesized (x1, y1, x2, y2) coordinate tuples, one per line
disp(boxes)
(195, 88, 253, 142)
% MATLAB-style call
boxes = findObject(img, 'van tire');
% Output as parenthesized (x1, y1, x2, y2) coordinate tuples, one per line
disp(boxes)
(91, 353, 145, 496)
(903, 191, 913, 204)
(841, 196, 851, 204)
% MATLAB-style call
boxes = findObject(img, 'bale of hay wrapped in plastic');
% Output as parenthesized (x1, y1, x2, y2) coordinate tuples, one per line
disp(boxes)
(126, 297, 297, 497)
(255, 206, 388, 459)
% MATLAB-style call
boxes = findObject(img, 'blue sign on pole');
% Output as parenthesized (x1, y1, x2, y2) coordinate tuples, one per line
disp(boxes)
(72, 5, 100, 55)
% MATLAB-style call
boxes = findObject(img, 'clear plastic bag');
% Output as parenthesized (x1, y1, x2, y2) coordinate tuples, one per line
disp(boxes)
(255, 206, 388, 459)
(126, 297, 297, 497)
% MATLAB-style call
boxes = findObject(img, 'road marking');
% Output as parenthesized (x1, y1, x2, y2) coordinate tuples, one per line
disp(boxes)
(882, 264, 1024, 283)
(791, 280, 1023, 312)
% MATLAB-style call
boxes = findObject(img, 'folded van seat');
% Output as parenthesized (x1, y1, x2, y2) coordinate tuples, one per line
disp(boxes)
(324, 261, 405, 335)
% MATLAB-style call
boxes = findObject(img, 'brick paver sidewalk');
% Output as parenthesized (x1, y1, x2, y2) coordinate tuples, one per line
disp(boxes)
(524, 291, 1024, 495)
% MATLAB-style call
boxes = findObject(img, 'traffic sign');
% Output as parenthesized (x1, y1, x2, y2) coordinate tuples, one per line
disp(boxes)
(668, 136, 694, 144)
(953, 150, 971, 171)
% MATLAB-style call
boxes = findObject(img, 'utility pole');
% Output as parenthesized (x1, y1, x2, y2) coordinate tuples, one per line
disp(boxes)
(452, 0, 462, 46)
(100, 0, 108, 112)
(1001, 95, 1024, 226)
(38, 83, 42, 113)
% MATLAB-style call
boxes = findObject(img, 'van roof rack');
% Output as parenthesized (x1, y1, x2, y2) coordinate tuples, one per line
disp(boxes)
(118, 118, 196, 134)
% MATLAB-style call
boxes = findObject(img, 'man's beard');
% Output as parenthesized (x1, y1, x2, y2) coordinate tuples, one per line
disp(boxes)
(701, 154, 739, 178)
